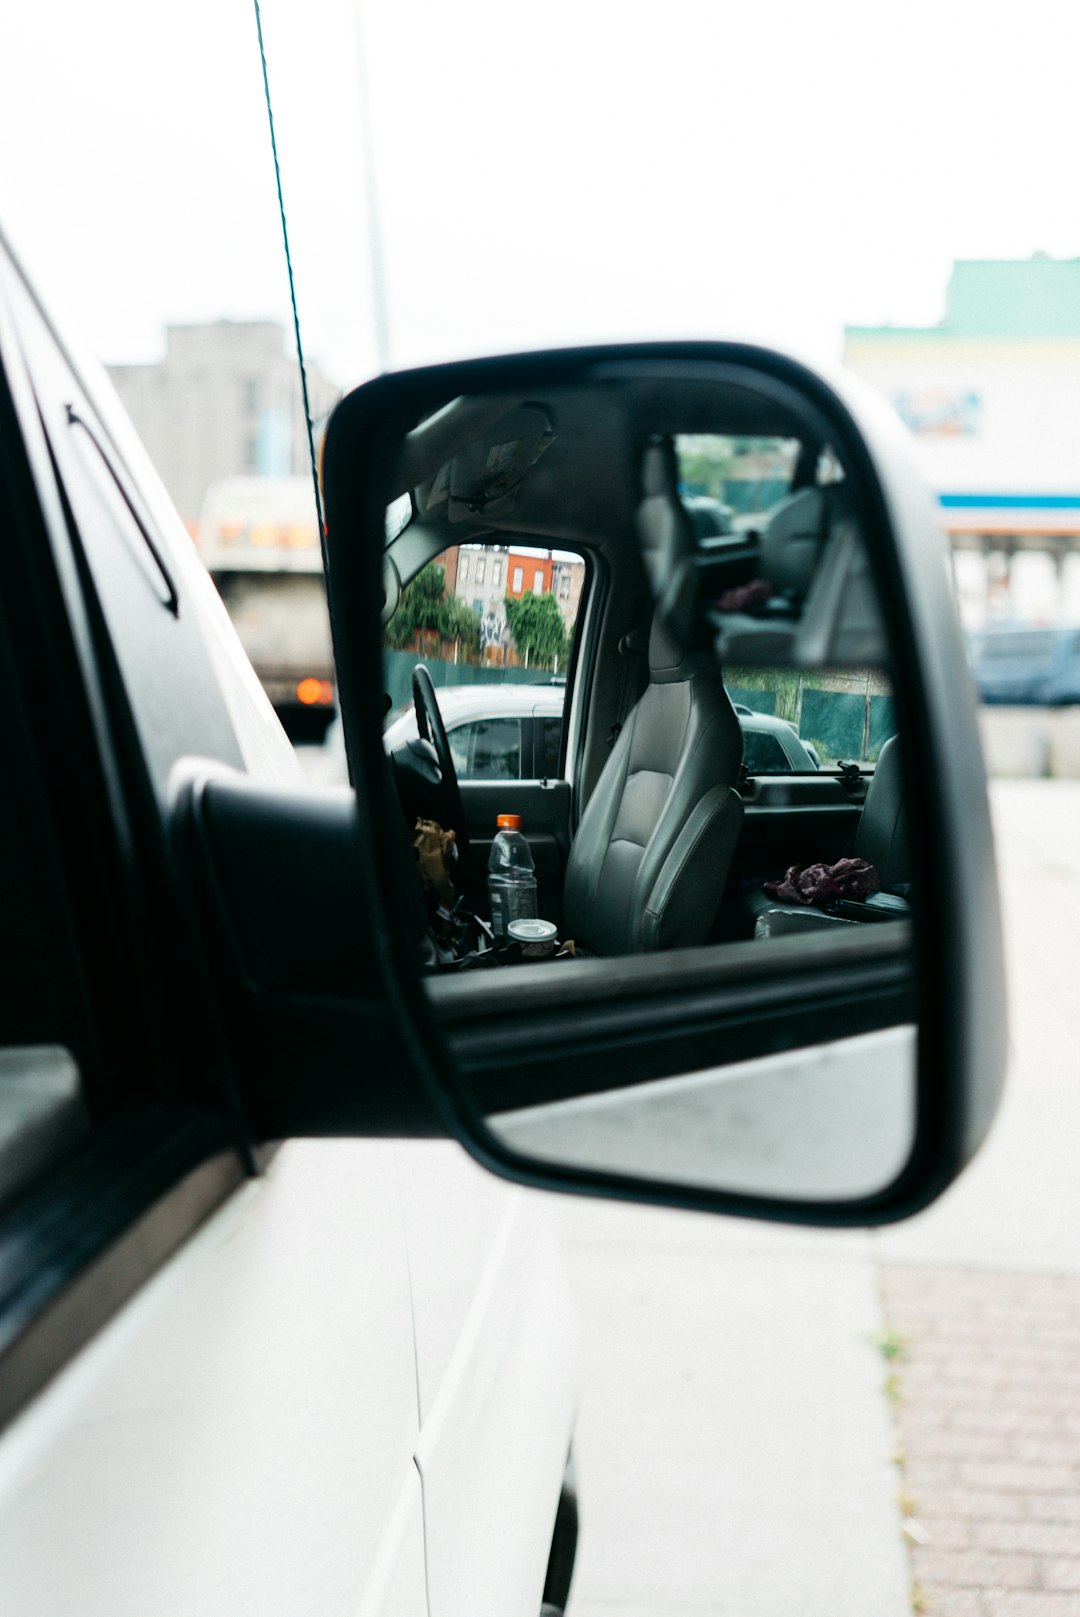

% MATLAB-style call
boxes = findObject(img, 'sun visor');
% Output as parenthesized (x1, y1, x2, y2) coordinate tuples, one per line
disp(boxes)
(445, 407, 554, 523)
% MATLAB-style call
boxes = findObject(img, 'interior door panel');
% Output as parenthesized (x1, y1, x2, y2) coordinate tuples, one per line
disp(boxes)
(730, 774, 868, 905)
(460, 779, 572, 927)
(430, 923, 913, 1114)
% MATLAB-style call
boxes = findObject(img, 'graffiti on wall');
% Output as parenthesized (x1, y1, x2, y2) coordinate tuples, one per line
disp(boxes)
(893, 388, 983, 438)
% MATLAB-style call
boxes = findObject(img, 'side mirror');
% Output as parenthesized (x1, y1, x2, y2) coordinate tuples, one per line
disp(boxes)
(196, 342, 1008, 1228)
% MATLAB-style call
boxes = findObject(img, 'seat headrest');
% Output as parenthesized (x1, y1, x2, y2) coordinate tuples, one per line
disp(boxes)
(636, 437, 698, 664)
(760, 487, 828, 599)
(641, 436, 680, 497)
(648, 608, 697, 681)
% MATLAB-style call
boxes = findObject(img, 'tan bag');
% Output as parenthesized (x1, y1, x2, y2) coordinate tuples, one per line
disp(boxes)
(413, 818, 458, 908)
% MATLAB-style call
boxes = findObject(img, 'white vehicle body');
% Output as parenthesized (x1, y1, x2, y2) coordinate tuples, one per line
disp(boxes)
(0, 1140, 577, 1617)
(0, 237, 578, 1617)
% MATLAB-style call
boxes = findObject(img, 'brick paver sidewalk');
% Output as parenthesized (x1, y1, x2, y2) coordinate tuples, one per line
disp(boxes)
(882, 1265, 1080, 1616)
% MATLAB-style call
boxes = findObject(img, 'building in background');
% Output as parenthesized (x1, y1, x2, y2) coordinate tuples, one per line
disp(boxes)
(451, 544, 586, 655)
(455, 544, 511, 616)
(107, 320, 339, 532)
(845, 256, 1080, 627)
(506, 551, 554, 598)
(551, 557, 584, 630)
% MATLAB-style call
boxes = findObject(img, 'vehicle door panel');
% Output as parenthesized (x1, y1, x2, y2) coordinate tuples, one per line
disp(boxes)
(358, 1468, 430, 1617)
(730, 774, 867, 902)
(410, 1179, 578, 1617)
(460, 779, 573, 926)
(0, 1143, 424, 1617)
(394, 1143, 515, 1423)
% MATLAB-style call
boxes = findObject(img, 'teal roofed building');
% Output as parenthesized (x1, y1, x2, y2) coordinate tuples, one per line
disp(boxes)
(848, 255, 1080, 343)
(844, 256, 1080, 628)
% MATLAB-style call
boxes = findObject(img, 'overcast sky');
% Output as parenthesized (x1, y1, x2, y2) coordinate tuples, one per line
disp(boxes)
(3, 0, 1079, 389)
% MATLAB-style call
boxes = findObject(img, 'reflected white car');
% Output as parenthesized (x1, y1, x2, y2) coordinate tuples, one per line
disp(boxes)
(383, 681, 821, 779)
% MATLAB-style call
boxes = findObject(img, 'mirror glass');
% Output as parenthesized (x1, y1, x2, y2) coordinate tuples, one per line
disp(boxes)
(357, 359, 917, 1205)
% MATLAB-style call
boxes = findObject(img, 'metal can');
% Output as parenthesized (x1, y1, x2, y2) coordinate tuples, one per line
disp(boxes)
(507, 917, 559, 960)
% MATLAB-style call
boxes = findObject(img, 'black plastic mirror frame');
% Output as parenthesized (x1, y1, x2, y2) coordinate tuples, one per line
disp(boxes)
(321, 341, 1007, 1228)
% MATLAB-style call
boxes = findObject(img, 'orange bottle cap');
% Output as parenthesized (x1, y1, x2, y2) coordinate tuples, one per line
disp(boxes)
(496, 813, 522, 828)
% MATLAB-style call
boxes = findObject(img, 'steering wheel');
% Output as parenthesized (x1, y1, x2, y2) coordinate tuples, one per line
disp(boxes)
(411, 664, 469, 861)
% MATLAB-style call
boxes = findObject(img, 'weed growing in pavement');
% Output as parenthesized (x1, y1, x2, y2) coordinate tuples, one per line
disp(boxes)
(874, 1327, 910, 1362)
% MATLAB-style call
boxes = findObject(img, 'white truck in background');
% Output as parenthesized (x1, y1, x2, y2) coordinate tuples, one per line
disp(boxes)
(197, 476, 336, 737)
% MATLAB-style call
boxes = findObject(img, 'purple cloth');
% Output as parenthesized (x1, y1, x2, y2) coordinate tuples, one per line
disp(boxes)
(763, 857, 881, 907)
(716, 578, 774, 612)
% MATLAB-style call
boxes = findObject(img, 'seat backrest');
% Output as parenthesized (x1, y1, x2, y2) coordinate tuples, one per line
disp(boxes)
(636, 437, 699, 652)
(854, 735, 907, 887)
(565, 438, 744, 954)
(759, 485, 829, 601)
(562, 627, 744, 954)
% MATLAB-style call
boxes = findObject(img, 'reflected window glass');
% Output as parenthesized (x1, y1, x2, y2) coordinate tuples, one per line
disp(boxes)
(729, 668, 895, 771)
(741, 729, 789, 774)
(541, 715, 563, 778)
(461, 718, 520, 780)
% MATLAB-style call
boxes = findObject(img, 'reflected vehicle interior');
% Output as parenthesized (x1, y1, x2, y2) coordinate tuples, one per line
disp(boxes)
(382, 376, 906, 955)
(368, 364, 915, 1203)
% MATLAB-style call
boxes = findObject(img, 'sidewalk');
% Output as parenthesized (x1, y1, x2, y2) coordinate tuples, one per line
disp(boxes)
(882, 1266, 1080, 1616)
(559, 1204, 910, 1617)
(872, 781, 1080, 1615)
(561, 781, 1080, 1617)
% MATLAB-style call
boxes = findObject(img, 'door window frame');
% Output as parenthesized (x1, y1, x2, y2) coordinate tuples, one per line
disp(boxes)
(390, 537, 594, 786)
(0, 245, 248, 1434)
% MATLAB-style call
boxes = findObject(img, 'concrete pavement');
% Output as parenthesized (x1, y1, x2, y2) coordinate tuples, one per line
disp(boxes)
(561, 781, 1080, 1617)
(870, 782, 1080, 1614)
(878, 781, 1080, 1275)
(559, 1205, 910, 1617)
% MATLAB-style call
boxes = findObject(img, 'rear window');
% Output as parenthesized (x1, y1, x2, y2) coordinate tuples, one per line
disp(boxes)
(675, 435, 802, 520)
(540, 715, 563, 777)
(728, 667, 895, 771)
(449, 717, 521, 780)
(741, 729, 790, 773)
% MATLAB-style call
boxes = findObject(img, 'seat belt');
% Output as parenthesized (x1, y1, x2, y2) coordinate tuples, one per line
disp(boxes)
(607, 610, 650, 748)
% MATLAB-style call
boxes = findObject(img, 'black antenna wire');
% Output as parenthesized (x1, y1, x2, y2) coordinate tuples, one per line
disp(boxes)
(252, 0, 326, 555)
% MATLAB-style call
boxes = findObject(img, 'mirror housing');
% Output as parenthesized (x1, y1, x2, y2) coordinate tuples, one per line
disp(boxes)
(183, 341, 1006, 1229)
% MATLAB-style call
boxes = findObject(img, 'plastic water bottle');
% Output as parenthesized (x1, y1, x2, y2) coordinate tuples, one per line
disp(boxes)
(487, 814, 538, 938)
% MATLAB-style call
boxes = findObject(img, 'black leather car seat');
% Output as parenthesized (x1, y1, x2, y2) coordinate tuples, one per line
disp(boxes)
(852, 734, 907, 888)
(562, 440, 744, 955)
